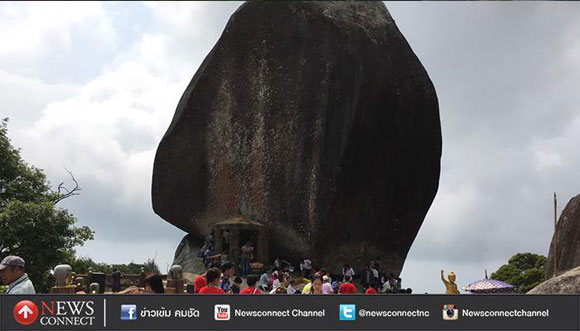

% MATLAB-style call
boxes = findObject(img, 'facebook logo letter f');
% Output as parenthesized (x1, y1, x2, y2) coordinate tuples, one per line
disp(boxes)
(121, 305, 137, 321)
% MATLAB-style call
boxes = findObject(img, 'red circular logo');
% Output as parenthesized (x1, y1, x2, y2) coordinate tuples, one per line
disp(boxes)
(13, 300, 38, 325)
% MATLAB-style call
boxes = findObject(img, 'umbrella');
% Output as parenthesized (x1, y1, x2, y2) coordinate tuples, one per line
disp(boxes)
(462, 270, 517, 294)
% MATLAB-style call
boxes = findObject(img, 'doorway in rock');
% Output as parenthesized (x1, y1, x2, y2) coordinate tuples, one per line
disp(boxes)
(220, 230, 231, 254)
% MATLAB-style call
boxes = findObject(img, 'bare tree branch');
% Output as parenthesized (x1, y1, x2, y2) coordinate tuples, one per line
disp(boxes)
(54, 167, 81, 204)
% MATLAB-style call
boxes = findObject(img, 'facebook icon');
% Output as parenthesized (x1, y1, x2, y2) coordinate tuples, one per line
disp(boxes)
(339, 304, 356, 321)
(121, 304, 137, 321)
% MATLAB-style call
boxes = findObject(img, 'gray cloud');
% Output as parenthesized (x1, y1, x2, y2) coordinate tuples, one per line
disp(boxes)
(387, 1, 580, 292)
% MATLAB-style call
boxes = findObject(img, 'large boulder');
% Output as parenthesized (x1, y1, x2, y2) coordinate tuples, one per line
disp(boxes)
(529, 266, 580, 294)
(152, 1, 441, 275)
(545, 194, 580, 279)
(172, 234, 206, 276)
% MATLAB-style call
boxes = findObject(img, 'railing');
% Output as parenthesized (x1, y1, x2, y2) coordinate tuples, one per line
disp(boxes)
(71, 273, 169, 292)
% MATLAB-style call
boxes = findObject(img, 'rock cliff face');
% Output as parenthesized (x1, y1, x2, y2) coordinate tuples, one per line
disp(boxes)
(153, 1, 441, 274)
(529, 266, 580, 294)
(545, 194, 580, 279)
(172, 234, 205, 276)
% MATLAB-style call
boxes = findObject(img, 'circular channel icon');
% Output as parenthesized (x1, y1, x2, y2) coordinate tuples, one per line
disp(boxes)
(13, 300, 38, 325)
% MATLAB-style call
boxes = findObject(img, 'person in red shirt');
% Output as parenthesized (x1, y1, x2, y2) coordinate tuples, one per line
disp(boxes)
(199, 268, 226, 294)
(193, 272, 207, 294)
(365, 286, 378, 294)
(240, 274, 261, 295)
(194, 263, 216, 294)
(338, 276, 357, 294)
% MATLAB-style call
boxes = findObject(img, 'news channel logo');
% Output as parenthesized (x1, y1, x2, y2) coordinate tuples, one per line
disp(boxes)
(442, 304, 459, 321)
(339, 304, 356, 321)
(121, 304, 137, 321)
(214, 304, 230, 321)
(13, 300, 39, 326)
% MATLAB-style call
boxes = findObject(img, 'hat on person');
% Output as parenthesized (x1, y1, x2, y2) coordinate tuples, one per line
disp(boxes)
(0, 256, 25, 271)
(322, 275, 329, 282)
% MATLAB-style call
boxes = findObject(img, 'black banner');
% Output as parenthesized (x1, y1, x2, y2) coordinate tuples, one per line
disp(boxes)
(0, 294, 578, 331)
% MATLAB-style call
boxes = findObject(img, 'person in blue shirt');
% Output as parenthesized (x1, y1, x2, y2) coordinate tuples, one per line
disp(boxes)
(259, 271, 269, 291)
(230, 276, 242, 294)
(219, 262, 235, 293)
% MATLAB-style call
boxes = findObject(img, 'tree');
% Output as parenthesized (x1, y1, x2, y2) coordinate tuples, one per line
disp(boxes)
(0, 118, 94, 292)
(65, 256, 160, 275)
(491, 253, 547, 293)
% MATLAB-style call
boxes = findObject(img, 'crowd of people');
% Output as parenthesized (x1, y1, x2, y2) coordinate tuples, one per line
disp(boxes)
(193, 237, 412, 295)
(188, 259, 411, 295)
(112, 258, 413, 295)
(0, 240, 412, 295)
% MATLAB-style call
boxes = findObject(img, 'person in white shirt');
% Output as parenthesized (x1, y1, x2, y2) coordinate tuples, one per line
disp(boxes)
(321, 275, 333, 294)
(0, 256, 36, 294)
(342, 264, 355, 281)
(286, 279, 298, 294)
(300, 259, 312, 279)
(371, 266, 379, 288)
(271, 274, 281, 291)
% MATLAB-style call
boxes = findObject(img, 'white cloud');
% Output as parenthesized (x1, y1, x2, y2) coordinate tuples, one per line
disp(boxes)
(530, 114, 580, 173)
(0, 70, 78, 127)
(143, 1, 206, 36)
(13, 58, 187, 266)
(2, 1, 240, 269)
(532, 149, 563, 172)
(20, 59, 181, 202)
(0, 2, 114, 56)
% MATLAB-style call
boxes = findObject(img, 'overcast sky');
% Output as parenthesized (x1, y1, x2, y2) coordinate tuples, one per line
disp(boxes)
(1, 2, 579, 294)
